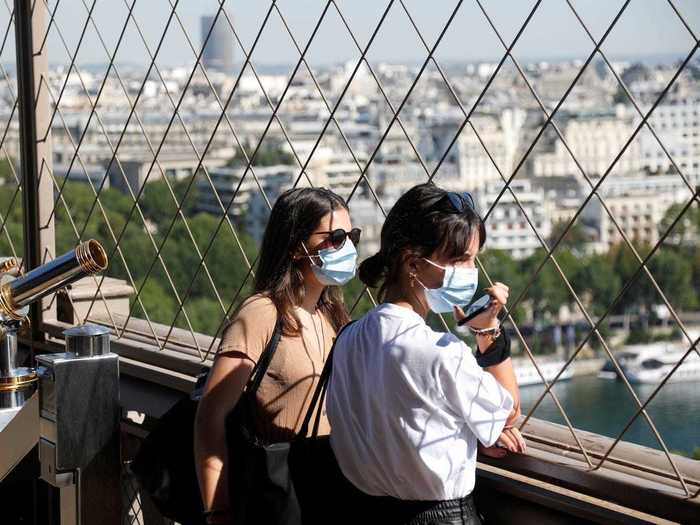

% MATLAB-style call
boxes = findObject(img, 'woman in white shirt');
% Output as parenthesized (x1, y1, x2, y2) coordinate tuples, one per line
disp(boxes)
(326, 183, 525, 525)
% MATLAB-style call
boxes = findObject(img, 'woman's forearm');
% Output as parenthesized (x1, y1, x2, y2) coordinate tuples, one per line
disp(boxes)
(485, 357, 521, 424)
(194, 404, 230, 512)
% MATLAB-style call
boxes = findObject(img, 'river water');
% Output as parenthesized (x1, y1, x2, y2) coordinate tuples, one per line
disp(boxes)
(519, 375, 700, 456)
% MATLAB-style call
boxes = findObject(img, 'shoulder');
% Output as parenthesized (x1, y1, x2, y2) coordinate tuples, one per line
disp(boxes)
(334, 305, 466, 358)
(236, 294, 277, 320)
(218, 294, 277, 359)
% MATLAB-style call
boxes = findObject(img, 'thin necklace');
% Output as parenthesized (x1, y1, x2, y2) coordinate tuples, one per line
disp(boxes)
(309, 308, 325, 361)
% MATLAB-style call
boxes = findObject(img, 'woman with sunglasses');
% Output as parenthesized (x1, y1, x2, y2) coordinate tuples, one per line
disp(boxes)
(326, 183, 524, 525)
(195, 187, 361, 525)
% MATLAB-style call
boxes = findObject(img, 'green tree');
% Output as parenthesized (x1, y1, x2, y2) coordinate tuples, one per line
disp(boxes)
(0, 157, 15, 185)
(139, 176, 201, 227)
(343, 277, 375, 320)
(608, 241, 697, 316)
(46, 178, 258, 336)
(572, 253, 622, 316)
(226, 142, 295, 168)
(477, 248, 527, 324)
(658, 201, 700, 248)
(522, 248, 580, 322)
(649, 249, 697, 311)
(607, 243, 647, 314)
(548, 220, 591, 256)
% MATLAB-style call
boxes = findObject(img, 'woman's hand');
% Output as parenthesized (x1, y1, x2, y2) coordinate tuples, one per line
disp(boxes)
(478, 442, 508, 458)
(478, 427, 526, 458)
(454, 282, 509, 330)
(495, 426, 526, 453)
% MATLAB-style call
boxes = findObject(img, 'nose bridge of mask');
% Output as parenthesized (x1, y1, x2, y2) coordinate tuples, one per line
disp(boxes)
(446, 265, 476, 288)
(319, 239, 348, 261)
(422, 258, 462, 287)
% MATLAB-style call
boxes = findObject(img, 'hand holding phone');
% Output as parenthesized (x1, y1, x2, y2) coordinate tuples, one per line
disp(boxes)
(456, 294, 491, 326)
(456, 282, 510, 327)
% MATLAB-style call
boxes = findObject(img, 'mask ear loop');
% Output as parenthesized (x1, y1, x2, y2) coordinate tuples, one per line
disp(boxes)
(409, 258, 431, 314)
(422, 257, 448, 271)
(298, 241, 322, 268)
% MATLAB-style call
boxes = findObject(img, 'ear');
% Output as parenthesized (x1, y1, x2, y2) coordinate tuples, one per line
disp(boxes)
(400, 249, 419, 273)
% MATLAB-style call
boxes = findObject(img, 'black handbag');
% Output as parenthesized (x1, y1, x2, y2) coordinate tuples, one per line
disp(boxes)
(226, 321, 365, 525)
(224, 317, 297, 524)
(130, 319, 283, 525)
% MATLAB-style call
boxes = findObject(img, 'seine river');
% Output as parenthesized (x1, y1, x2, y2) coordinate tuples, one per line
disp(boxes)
(519, 375, 700, 456)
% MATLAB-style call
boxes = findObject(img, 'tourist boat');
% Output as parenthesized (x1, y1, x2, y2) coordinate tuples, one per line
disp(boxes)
(597, 342, 685, 380)
(514, 358, 573, 387)
(625, 350, 700, 384)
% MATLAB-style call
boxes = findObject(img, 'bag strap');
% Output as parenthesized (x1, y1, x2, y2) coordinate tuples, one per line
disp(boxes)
(298, 320, 356, 439)
(244, 317, 283, 396)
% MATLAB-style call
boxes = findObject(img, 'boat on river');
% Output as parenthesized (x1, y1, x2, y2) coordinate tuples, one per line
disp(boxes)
(598, 339, 698, 383)
(514, 358, 573, 387)
(598, 343, 670, 380)
(625, 350, 700, 384)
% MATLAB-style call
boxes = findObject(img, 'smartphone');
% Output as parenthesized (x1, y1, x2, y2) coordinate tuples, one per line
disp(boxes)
(457, 294, 491, 326)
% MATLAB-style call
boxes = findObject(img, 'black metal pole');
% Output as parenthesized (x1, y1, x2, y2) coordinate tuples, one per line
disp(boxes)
(14, 0, 44, 344)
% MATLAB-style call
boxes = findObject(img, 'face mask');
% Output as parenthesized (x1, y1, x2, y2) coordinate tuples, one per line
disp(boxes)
(417, 259, 478, 313)
(304, 238, 358, 286)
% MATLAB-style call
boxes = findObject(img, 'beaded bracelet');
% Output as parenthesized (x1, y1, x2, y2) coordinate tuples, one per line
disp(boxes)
(469, 321, 501, 338)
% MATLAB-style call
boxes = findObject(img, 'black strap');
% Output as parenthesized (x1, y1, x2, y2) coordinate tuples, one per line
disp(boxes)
(312, 371, 331, 437)
(244, 318, 283, 395)
(298, 320, 356, 439)
(475, 330, 511, 368)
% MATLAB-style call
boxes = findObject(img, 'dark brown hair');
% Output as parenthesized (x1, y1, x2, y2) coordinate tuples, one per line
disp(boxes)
(254, 187, 351, 335)
(359, 183, 486, 300)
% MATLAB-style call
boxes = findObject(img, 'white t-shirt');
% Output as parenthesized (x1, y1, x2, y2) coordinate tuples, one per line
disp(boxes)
(327, 303, 513, 501)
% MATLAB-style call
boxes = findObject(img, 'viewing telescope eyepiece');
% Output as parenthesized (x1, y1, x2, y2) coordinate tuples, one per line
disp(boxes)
(0, 239, 107, 321)
(0, 239, 108, 409)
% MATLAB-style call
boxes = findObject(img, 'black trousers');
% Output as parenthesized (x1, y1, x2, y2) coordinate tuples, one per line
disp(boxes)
(331, 485, 483, 525)
(294, 442, 483, 525)
(376, 493, 483, 525)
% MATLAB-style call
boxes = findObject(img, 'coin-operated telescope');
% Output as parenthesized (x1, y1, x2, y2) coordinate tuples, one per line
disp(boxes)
(0, 239, 108, 409)
(0, 240, 121, 525)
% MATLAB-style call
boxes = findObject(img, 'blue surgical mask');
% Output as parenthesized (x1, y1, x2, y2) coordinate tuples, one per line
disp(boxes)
(304, 238, 358, 286)
(417, 259, 478, 313)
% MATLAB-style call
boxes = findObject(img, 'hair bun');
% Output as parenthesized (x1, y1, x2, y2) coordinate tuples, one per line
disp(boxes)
(358, 252, 386, 288)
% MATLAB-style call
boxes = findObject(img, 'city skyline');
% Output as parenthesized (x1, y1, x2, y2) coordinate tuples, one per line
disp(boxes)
(1, 1, 699, 68)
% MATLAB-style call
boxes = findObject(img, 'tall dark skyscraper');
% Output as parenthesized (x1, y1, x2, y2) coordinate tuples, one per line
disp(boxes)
(201, 13, 234, 74)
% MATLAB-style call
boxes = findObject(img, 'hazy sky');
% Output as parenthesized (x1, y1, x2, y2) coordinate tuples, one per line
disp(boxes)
(2, 0, 700, 67)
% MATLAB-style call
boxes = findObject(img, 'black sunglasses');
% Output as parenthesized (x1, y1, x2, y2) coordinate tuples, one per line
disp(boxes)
(446, 191, 477, 215)
(314, 228, 362, 250)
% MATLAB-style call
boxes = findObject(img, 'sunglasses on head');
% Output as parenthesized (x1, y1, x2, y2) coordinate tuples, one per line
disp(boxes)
(315, 227, 362, 250)
(446, 191, 477, 215)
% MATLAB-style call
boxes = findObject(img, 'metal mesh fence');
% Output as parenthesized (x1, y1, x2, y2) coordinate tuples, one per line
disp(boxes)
(0, 1, 22, 267)
(2, 0, 700, 504)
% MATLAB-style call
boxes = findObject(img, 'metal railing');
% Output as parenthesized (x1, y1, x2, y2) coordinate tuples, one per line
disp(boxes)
(2, 0, 700, 521)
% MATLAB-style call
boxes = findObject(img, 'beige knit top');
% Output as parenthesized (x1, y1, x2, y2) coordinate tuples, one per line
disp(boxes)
(216, 294, 335, 442)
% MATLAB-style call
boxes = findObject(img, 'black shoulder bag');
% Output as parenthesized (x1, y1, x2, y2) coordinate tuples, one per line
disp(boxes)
(130, 319, 283, 525)
(226, 321, 369, 525)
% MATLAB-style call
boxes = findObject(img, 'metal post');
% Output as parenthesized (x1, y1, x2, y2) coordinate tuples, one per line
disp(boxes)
(14, 0, 57, 345)
(37, 324, 121, 525)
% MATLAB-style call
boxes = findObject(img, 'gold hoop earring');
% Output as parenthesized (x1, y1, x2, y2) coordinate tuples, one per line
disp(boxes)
(409, 272, 416, 288)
